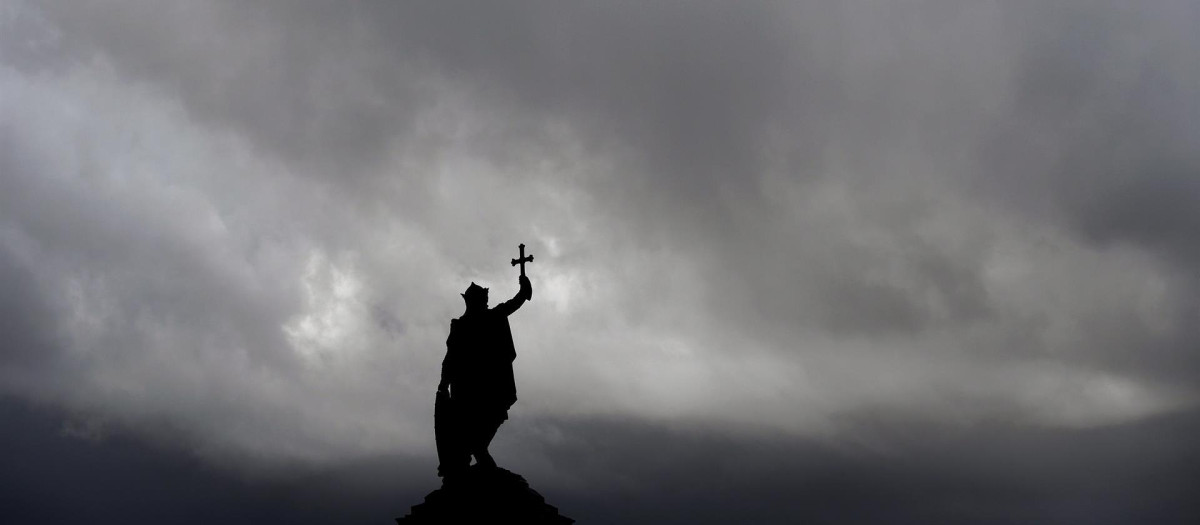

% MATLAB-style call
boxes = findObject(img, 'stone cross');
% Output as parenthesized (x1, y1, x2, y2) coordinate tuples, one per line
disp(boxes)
(510, 243, 534, 277)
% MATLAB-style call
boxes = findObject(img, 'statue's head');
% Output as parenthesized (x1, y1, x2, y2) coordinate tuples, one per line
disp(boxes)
(461, 282, 488, 311)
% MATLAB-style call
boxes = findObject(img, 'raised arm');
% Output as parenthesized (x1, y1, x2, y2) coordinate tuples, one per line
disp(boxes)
(492, 275, 532, 317)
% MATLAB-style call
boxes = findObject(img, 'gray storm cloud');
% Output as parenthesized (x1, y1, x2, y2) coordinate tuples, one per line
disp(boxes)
(2, 0, 1198, 497)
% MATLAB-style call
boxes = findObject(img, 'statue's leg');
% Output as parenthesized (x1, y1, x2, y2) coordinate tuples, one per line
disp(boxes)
(470, 410, 505, 469)
(481, 411, 504, 447)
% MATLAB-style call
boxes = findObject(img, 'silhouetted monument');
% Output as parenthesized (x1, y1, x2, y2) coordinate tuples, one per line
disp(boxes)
(398, 244, 573, 524)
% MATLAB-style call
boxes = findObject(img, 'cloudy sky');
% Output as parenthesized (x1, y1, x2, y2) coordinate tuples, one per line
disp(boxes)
(2, 1, 1199, 523)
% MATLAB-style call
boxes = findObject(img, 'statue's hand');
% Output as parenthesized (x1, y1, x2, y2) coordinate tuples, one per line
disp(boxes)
(519, 275, 532, 299)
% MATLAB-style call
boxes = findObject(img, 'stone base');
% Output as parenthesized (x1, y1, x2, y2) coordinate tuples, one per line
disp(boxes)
(397, 465, 573, 524)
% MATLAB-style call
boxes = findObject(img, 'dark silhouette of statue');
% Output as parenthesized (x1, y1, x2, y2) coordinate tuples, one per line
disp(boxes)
(436, 273, 530, 478)
(397, 245, 572, 523)
(435, 243, 535, 479)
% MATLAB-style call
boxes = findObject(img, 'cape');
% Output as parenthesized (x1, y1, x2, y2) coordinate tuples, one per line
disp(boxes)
(443, 308, 518, 410)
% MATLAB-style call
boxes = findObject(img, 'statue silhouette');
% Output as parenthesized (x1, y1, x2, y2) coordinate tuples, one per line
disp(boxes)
(436, 262, 532, 478)
(399, 245, 572, 523)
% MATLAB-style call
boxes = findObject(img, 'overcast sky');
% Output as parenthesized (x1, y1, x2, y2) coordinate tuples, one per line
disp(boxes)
(2, 1, 1199, 523)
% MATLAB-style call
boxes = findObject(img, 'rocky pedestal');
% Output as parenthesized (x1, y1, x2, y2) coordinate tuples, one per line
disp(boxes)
(397, 465, 573, 524)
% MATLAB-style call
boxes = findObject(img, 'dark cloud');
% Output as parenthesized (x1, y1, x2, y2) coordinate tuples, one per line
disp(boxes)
(4, 398, 1197, 524)
(538, 411, 1200, 524)
(976, 1, 1200, 255)
(30, 0, 813, 237)
(3, 0, 1200, 521)
(0, 398, 430, 524)
(0, 241, 57, 372)
(964, 1, 1200, 387)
